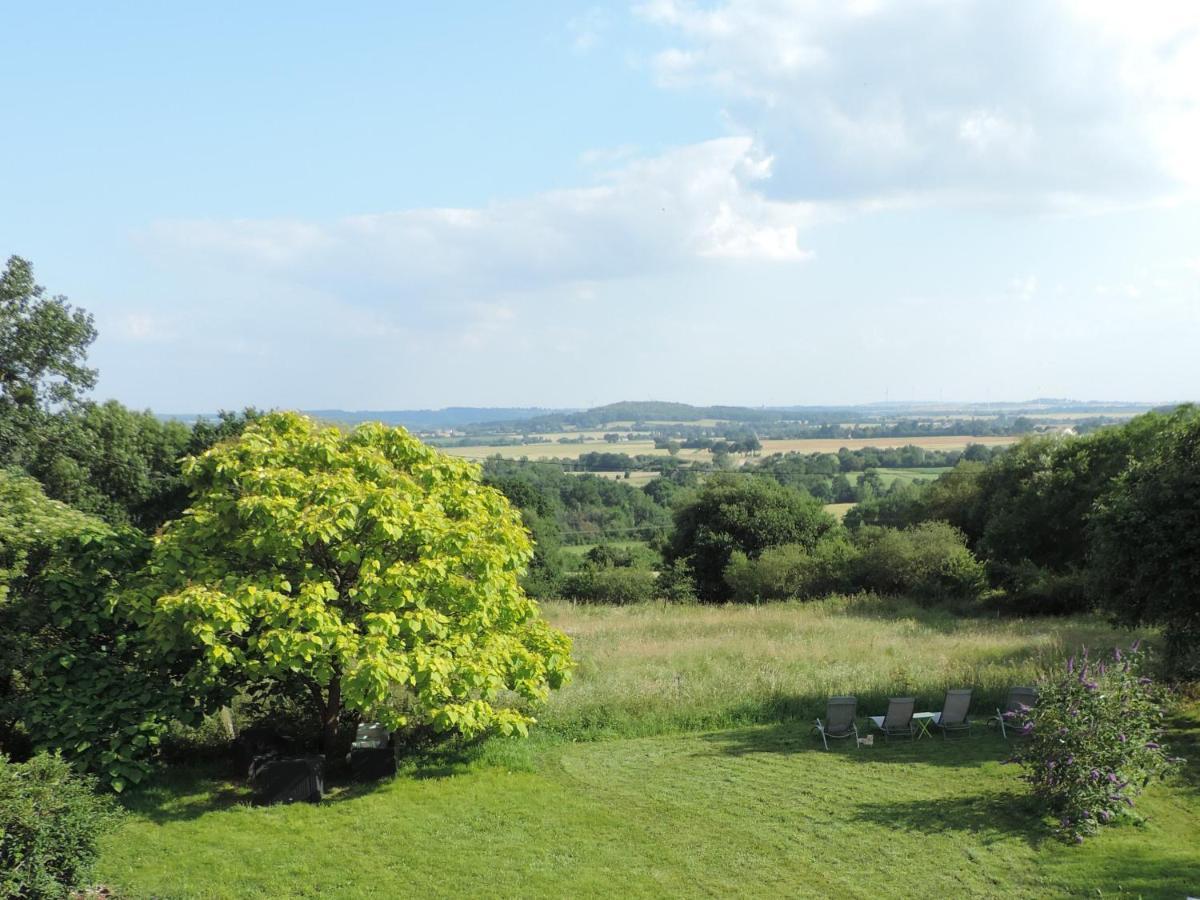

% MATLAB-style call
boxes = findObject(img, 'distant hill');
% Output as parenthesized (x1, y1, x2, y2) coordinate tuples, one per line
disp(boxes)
(468, 399, 1161, 431)
(304, 407, 574, 429)
(164, 398, 1167, 432)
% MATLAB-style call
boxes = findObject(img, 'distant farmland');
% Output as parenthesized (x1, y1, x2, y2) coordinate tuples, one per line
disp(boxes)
(440, 434, 1015, 463)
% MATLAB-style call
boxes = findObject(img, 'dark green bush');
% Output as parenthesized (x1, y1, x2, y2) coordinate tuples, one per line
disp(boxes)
(853, 522, 985, 602)
(656, 558, 697, 602)
(0, 752, 119, 898)
(988, 560, 1091, 615)
(667, 475, 837, 601)
(724, 536, 858, 602)
(561, 567, 657, 605)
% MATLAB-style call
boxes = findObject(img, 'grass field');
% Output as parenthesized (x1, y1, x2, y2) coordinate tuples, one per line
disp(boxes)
(869, 465, 951, 487)
(96, 598, 1199, 898)
(825, 501, 856, 520)
(440, 435, 1014, 463)
(569, 469, 661, 485)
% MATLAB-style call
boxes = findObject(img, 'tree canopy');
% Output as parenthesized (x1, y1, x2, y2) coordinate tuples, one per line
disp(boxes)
(133, 413, 573, 752)
(667, 474, 837, 600)
(0, 255, 97, 410)
(1089, 407, 1200, 676)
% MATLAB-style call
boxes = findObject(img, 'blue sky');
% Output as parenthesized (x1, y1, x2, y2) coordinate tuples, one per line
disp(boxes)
(3, 1, 1198, 411)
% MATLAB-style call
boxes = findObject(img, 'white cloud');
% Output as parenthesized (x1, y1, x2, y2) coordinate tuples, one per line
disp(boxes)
(568, 7, 610, 54)
(635, 0, 1200, 206)
(144, 137, 817, 300)
(1009, 275, 1039, 303)
(115, 313, 174, 342)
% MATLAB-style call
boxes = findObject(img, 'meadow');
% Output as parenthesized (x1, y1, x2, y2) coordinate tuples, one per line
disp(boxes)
(96, 597, 1200, 898)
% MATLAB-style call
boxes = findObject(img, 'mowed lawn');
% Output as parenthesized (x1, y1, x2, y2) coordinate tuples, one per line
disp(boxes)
(97, 599, 1200, 899)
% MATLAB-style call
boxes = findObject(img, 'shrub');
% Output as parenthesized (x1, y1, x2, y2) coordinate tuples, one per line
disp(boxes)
(1010, 644, 1181, 842)
(561, 567, 657, 605)
(852, 522, 985, 601)
(656, 558, 697, 602)
(724, 537, 858, 602)
(0, 752, 120, 898)
(583, 543, 658, 571)
(988, 560, 1091, 615)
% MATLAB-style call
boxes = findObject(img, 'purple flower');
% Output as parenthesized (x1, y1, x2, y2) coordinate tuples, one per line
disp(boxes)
(1089, 769, 1101, 781)
(1138, 677, 1153, 685)
(1064, 755, 1074, 765)
(1145, 741, 1160, 749)
(1107, 773, 1119, 783)
(1130, 638, 1141, 652)
(1074, 835, 1084, 844)
(1113, 647, 1122, 662)
(1098, 809, 1111, 823)
(1118, 733, 1127, 743)
(1067, 656, 1075, 674)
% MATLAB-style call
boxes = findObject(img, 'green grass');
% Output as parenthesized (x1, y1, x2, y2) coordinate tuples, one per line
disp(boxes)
(536, 596, 1153, 739)
(96, 599, 1200, 899)
(869, 465, 951, 488)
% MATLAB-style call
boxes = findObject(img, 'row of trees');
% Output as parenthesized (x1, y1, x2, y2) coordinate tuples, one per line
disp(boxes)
(845, 409, 1199, 674)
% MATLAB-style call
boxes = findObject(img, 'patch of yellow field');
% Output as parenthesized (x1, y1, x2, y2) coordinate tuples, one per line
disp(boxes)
(440, 434, 1014, 462)
(823, 502, 856, 521)
(440, 440, 709, 461)
(758, 435, 1014, 454)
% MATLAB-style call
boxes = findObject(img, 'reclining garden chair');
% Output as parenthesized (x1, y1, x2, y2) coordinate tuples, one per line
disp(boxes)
(989, 686, 1037, 739)
(813, 696, 859, 750)
(869, 697, 916, 741)
(931, 688, 973, 739)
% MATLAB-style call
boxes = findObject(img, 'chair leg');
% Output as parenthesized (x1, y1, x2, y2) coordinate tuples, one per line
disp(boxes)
(998, 709, 1007, 740)
(853, 724, 860, 749)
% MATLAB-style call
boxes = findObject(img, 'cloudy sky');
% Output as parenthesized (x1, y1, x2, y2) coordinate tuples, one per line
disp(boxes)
(3, 1, 1198, 411)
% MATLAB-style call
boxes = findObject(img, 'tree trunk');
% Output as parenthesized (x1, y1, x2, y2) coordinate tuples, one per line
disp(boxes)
(319, 675, 342, 757)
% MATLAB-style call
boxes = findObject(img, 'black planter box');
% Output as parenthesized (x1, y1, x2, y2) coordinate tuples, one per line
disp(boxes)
(348, 746, 397, 781)
(232, 727, 290, 777)
(250, 755, 325, 805)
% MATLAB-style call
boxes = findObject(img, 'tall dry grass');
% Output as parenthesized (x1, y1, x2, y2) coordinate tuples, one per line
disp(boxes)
(537, 595, 1148, 740)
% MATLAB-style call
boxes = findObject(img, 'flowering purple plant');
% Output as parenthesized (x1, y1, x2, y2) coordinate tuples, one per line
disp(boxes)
(1010, 644, 1182, 842)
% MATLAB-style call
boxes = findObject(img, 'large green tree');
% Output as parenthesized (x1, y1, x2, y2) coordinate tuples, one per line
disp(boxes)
(1, 471, 195, 790)
(0, 471, 98, 747)
(0, 256, 97, 467)
(1089, 406, 1200, 676)
(0, 256, 96, 411)
(19, 403, 262, 531)
(133, 413, 573, 753)
(667, 474, 837, 601)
